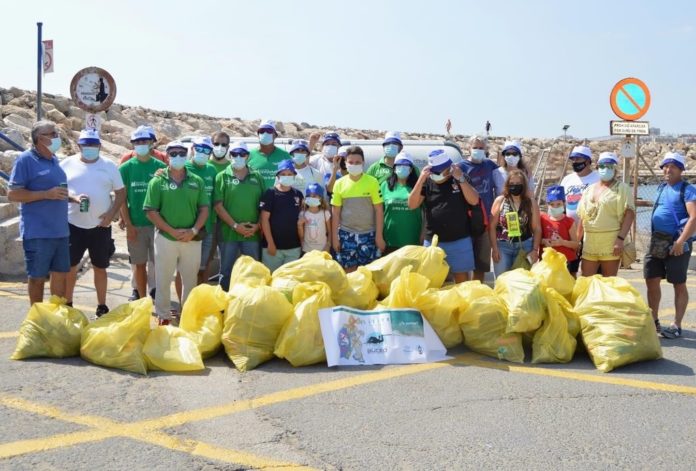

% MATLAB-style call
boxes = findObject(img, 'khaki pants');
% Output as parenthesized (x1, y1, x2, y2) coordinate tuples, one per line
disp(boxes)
(154, 232, 201, 319)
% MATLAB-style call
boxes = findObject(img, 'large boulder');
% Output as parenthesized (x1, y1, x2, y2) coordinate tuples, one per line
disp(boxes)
(0, 128, 27, 151)
(4, 114, 33, 134)
(0, 105, 35, 121)
(42, 96, 72, 114)
(46, 108, 68, 125)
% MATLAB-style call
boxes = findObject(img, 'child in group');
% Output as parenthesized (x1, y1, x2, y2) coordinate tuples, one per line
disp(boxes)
(540, 185, 580, 275)
(298, 183, 331, 254)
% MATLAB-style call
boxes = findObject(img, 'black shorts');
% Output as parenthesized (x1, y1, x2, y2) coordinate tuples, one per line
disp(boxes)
(643, 245, 692, 285)
(69, 224, 115, 268)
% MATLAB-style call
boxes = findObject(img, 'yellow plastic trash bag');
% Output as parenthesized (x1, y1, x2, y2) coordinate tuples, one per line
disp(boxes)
(80, 297, 152, 375)
(228, 255, 271, 297)
(573, 275, 662, 373)
(271, 251, 348, 303)
(365, 235, 449, 298)
(274, 282, 334, 366)
(382, 266, 462, 348)
(11, 296, 88, 360)
(143, 326, 204, 372)
(459, 293, 524, 363)
(495, 269, 546, 333)
(333, 267, 379, 310)
(222, 285, 294, 371)
(531, 248, 576, 298)
(547, 287, 581, 338)
(179, 284, 229, 359)
(532, 288, 577, 363)
(451, 281, 498, 314)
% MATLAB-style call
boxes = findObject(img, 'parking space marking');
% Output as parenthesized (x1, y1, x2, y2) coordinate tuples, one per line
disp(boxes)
(0, 332, 18, 339)
(0, 395, 313, 469)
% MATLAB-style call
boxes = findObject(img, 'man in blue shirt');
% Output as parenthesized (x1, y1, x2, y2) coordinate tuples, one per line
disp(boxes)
(459, 135, 498, 281)
(645, 152, 696, 339)
(8, 121, 80, 304)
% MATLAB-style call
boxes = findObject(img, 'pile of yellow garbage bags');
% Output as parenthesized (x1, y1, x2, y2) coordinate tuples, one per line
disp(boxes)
(10, 242, 662, 374)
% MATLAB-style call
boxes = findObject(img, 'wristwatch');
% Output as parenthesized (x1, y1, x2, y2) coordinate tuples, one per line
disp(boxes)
(191, 226, 199, 236)
(458, 176, 467, 183)
(233, 222, 239, 230)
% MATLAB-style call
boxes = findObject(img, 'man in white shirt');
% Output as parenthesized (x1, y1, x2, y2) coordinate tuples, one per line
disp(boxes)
(60, 129, 126, 316)
(309, 132, 342, 182)
(289, 139, 323, 195)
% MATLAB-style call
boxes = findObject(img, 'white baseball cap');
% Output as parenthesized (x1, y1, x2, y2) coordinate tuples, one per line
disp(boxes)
(502, 140, 523, 155)
(230, 141, 249, 154)
(394, 151, 414, 166)
(598, 151, 619, 165)
(660, 151, 685, 170)
(570, 145, 592, 160)
(257, 119, 277, 134)
(383, 131, 402, 146)
(78, 128, 100, 145)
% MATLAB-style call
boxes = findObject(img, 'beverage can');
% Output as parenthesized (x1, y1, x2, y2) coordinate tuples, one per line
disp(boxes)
(79, 196, 90, 213)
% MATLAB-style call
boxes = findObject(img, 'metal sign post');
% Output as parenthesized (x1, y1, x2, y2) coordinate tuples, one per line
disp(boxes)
(36, 22, 43, 121)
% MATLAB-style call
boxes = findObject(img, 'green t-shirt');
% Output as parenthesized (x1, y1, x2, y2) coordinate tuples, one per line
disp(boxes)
(143, 168, 209, 241)
(247, 146, 291, 189)
(209, 158, 230, 174)
(380, 180, 422, 248)
(213, 167, 265, 242)
(366, 157, 394, 185)
(185, 161, 217, 232)
(119, 157, 167, 227)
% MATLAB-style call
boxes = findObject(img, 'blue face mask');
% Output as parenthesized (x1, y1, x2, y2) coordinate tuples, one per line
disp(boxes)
(323, 145, 338, 158)
(170, 156, 187, 170)
(134, 144, 150, 157)
(548, 205, 565, 217)
(232, 156, 247, 169)
(81, 147, 100, 161)
(292, 153, 307, 165)
(598, 167, 615, 181)
(48, 137, 62, 153)
(305, 197, 321, 207)
(384, 144, 399, 158)
(193, 152, 209, 166)
(278, 175, 295, 187)
(430, 173, 446, 183)
(394, 165, 411, 179)
(470, 149, 486, 162)
(258, 132, 274, 145)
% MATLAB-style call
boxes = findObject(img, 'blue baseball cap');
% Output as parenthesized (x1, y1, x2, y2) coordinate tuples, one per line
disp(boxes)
(290, 139, 310, 154)
(193, 136, 213, 150)
(78, 128, 100, 145)
(660, 152, 685, 170)
(546, 185, 565, 203)
(322, 132, 341, 146)
(382, 131, 402, 146)
(305, 183, 325, 198)
(395, 151, 414, 166)
(276, 159, 296, 175)
(428, 149, 452, 174)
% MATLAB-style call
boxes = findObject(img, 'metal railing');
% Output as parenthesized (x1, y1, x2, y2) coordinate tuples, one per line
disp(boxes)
(0, 131, 25, 181)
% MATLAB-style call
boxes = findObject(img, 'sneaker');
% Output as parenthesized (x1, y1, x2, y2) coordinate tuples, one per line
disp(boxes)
(654, 319, 661, 334)
(95, 304, 109, 317)
(158, 318, 170, 326)
(65, 301, 73, 308)
(128, 289, 140, 302)
(661, 324, 682, 339)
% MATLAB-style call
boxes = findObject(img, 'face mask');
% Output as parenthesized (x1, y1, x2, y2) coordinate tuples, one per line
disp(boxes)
(48, 137, 62, 153)
(346, 163, 363, 176)
(305, 197, 321, 207)
(505, 155, 520, 167)
(509, 184, 524, 196)
(430, 173, 446, 183)
(278, 175, 295, 187)
(324, 145, 338, 158)
(170, 156, 187, 170)
(292, 153, 307, 165)
(394, 165, 411, 179)
(193, 152, 209, 166)
(548, 205, 565, 217)
(384, 144, 399, 158)
(572, 161, 588, 173)
(598, 167, 615, 181)
(134, 144, 150, 157)
(258, 133, 274, 145)
(81, 147, 99, 161)
(232, 156, 247, 169)
(470, 149, 486, 163)
(213, 146, 228, 159)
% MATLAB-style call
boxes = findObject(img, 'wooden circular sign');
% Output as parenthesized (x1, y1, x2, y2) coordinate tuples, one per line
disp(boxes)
(69, 67, 117, 113)
(609, 77, 650, 121)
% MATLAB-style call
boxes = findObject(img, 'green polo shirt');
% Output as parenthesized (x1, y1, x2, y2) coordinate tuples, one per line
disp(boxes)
(185, 161, 217, 232)
(367, 157, 420, 185)
(119, 157, 167, 227)
(247, 146, 291, 189)
(209, 158, 230, 174)
(213, 167, 265, 242)
(143, 168, 209, 241)
(380, 180, 422, 248)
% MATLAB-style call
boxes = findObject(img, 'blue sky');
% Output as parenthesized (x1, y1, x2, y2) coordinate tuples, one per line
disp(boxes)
(3, 0, 695, 138)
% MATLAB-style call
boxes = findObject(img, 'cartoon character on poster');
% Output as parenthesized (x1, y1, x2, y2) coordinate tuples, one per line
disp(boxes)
(336, 315, 365, 363)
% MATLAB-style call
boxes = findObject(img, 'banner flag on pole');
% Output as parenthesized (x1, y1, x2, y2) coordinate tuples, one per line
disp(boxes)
(42, 40, 54, 74)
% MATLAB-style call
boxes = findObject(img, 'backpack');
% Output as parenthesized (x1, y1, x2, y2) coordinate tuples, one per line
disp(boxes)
(654, 181, 696, 243)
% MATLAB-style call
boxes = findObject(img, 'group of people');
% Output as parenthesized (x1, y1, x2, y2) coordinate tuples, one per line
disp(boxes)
(8, 120, 695, 338)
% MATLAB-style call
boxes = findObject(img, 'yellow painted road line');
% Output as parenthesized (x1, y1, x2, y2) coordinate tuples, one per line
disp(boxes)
(451, 353, 696, 396)
(0, 394, 314, 469)
(0, 289, 92, 315)
(0, 331, 18, 339)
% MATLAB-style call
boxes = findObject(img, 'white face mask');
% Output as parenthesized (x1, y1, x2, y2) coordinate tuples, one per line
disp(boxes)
(232, 156, 247, 169)
(278, 175, 295, 187)
(305, 197, 321, 207)
(292, 153, 307, 166)
(470, 149, 486, 162)
(430, 173, 446, 183)
(346, 163, 363, 176)
(504, 155, 520, 167)
(324, 145, 338, 158)
(170, 156, 187, 170)
(212, 145, 228, 159)
(193, 152, 209, 166)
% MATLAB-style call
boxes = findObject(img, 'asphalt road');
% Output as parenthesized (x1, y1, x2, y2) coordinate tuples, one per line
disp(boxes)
(1, 259, 695, 470)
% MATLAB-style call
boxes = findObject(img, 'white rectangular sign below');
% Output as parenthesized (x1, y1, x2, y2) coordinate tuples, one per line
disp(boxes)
(610, 120, 649, 136)
(319, 306, 448, 367)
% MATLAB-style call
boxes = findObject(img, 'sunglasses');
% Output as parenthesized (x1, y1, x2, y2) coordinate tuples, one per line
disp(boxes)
(168, 151, 187, 158)
(503, 152, 520, 157)
(598, 164, 615, 169)
(193, 146, 212, 155)
(258, 130, 274, 135)
(213, 142, 229, 147)
(230, 152, 249, 158)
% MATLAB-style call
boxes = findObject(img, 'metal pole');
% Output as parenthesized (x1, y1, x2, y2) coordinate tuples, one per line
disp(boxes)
(36, 22, 43, 121)
(632, 134, 639, 239)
